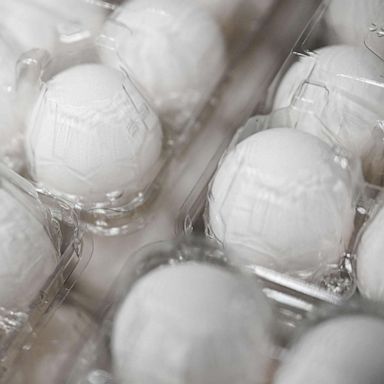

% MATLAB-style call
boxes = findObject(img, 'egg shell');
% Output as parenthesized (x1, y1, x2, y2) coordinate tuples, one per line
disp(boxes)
(273, 315, 384, 384)
(99, 0, 227, 129)
(29, 0, 109, 37)
(0, 2, 58, 53)
(0, 38, 24, 170)
(26, 64, 163, 204)
(208, 127, 356, 276)
(356, 204, 384, 301)
(0, 187, 58, 309)
(274, 45, 384, 181)
(112, 262, 273, 384)
(324, 0, 384, 45)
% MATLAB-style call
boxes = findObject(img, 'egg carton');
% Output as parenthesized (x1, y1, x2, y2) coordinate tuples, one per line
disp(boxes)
(61, 237, 278, 384)
(0, 165, 92, 382)
(266, 0, 384, 186)
(15, 45, 173, 237)
(271, 299, 384, 382)
(176, 106, 384, 324)
(58, 239, 384, 384)
(97, 0, 279, 148)
(0, 0, 116, 53)
(0, 0, 286, 237)
(293, 0, 384, 53)
(0, 0, 117, 174)
(6, 296, 98, 384)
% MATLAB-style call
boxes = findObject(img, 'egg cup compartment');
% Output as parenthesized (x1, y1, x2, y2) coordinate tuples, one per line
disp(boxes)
(0, 33, 27, 172)
(6, 297, 98, 384)
(272, 298, 384, 383)
(0, 0, 116, 55)
(269, 41, 384, 186)
(65, 236, 277, 384)
(177, 107, 371, 325)
(365, 19, 384, 61)
(293, 0, 384, 52)
(345, 184, 384, 302)
(96, 0, 281, 150)
(0, 165, 92, 381)
(17, 47, 173, 236)
(289, 0, 384, 121)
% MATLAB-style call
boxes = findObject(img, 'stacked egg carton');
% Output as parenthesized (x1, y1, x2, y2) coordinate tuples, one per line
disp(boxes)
(0, 0, 112, 381)
(0, 165, 92, 382)
(6, 0, 384, 383)
(0, 0, 311, 382)
(178, 0, 384, 342)
(10, 0, 283, 237)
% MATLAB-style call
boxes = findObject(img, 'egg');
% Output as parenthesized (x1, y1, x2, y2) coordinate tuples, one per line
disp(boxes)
(26, 64, 163, 204)
(0, 0, 108, 55)
(112, 263, 273, 384)
(273, 315, 384, 384)
(9, 304, 96, 384)
(274, 45, 384, 182)
(99, 0, 227, 129)
(0, 185, 58, 309)
(0, 39, 23, 170)
(0, 2, 58, 53)
(324, 0, 384, 45)
(0, 93, 22, 170)
(356, 203, 384, 301)
(208, 127, 356, 277)
(28, 0, 109, 37)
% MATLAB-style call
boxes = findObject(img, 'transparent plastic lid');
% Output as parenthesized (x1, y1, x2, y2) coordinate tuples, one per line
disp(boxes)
(0, 164, 92, 380)
(273, 299, 384, 384)
(66, 236, 277, 384)
(17, 47, 172, 235)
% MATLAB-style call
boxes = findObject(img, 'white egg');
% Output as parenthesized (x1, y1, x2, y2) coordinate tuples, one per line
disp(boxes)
(0, 39, 23, 170)
(112, 263, 273, 384)
(0, 2, 58, 53)
(26, 64, 163, 204)
(324, 0, 384, 45)
(28, 0, 109, 37)
(0, 0, 108, 54)
(273, 315, 384, 384)
(99, 0, 227, 129)
(274, 45, 384, 182)
(208, 127, 356, 277)
(0, 93, 23, 170)
(0, 186, 58, 309)
(356, 204, 384, 301)
(9, 304, 96, 384)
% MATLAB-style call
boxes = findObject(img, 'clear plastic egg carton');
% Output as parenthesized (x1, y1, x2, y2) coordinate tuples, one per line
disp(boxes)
(6, 296, 97, 384)
(177, 109, 371, 320)
(0, 164, 92, 381)
(177, 1, 384, 324)
(96, 0, 278, 147)
(2, 9, 170, 237)
(0, 0, 115, 54)
(1, 0, 284, 236)
(267, 0, 384, 186)
(0, 33, 24, 173)
(17, 44, 173, 236)
(271, 299, 384, 383)
(0, 0, 119, 176)
(62, 237, 278, 384)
